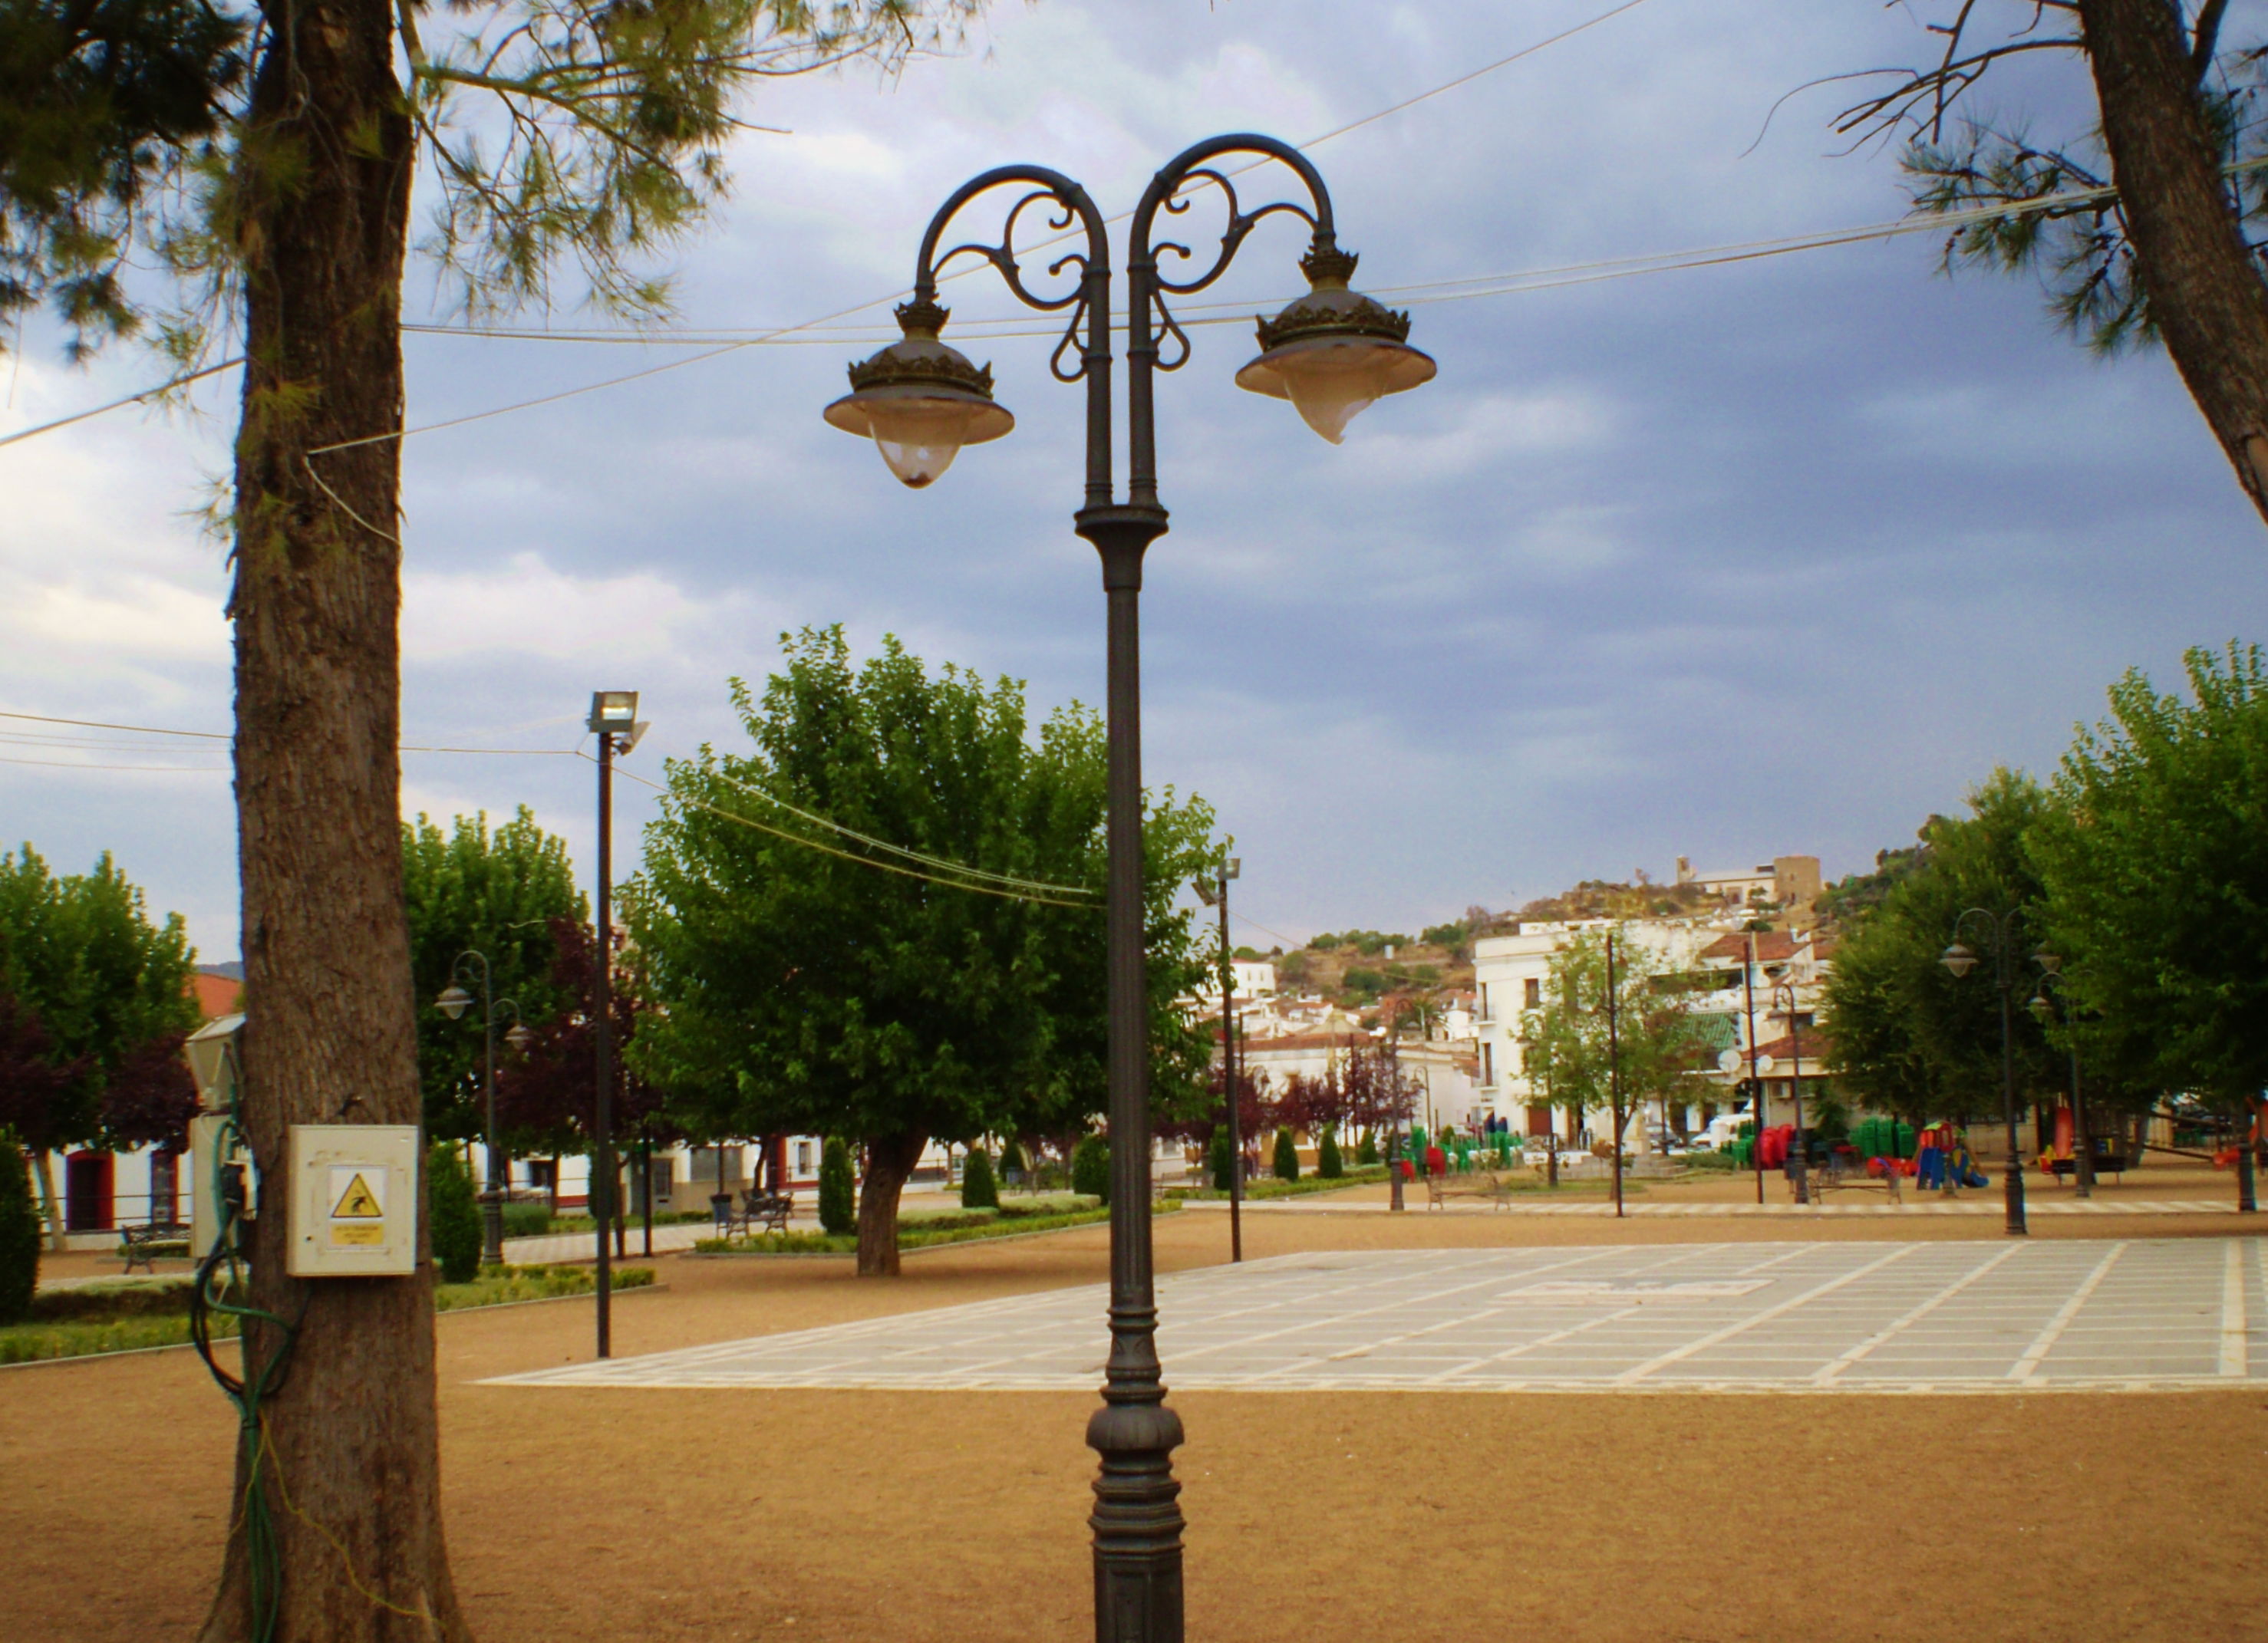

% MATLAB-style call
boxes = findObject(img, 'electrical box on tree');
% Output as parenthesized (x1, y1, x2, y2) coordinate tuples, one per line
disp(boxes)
(286, 1125, 420, 1277)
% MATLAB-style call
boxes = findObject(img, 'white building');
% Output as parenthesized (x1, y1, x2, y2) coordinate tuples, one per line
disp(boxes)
(1469, 919, 1835, 1147)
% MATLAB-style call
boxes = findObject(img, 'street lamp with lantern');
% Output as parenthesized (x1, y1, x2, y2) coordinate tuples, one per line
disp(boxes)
(1192, 854, 1243, 1263)
(1940, 909, 2045, 1236)
(1769, 976, 1811, 1207)
(586, 689, 646, 1358)
(822, 134, 1432, 1643)
(434, 953, 531, 1265)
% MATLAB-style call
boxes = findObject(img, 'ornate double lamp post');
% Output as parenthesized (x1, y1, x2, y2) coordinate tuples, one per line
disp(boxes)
(2026, 956, 2095, 1200)
(823, 133, 1433, 1643)
(1941, 910, 2054, 1236)
(435, 952, 535, 1266)
(1769, 977, 1811, 1206)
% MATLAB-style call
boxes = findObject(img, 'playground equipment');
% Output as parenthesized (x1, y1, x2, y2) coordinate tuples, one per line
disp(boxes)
(1914, 1124, 1989, 1190)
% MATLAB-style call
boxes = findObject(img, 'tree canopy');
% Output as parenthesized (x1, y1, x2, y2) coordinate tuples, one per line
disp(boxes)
(1517, 927, 1709, 1141)
(630, 627, 1218, 1274)
(402, 807, 585, 1138)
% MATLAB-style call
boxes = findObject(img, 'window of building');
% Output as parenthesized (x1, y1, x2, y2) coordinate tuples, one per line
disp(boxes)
(150, 1149, 180, 1225)
(795, 1140, 813, 1175)
(1482, 1042, 1494, 1087)
(1524, 977, 1541, 1009)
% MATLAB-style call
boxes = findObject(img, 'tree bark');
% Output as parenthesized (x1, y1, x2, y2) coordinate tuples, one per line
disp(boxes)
(2081, 0, 2268, 526)
(197, 0, 462, 1637)
(855, 1131, 926, 1277)
(34, 1151, 65, 1253)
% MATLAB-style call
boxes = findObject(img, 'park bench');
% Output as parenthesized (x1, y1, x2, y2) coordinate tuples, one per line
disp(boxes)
(120, 1221, 192, 1273)
(1423, 1172, 1513, 1212)
(1807, 1156, 1901, 1204)
(737, 1190, 793, 1235)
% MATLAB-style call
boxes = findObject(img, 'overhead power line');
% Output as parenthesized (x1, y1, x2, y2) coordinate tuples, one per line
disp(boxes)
(598, 755, 1097, 908)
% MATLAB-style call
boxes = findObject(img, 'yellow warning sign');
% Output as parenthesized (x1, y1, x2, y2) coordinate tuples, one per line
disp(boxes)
(330, 1224, 386, 1246)
(331, 1171, 384, 1219)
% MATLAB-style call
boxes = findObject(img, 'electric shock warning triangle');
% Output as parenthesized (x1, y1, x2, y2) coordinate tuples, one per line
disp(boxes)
(331, 1172, 384, 1219)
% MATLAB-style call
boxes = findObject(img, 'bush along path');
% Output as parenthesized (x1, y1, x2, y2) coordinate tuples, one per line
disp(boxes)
(693, 1196, 1179, 1256)
(0, 1265, 656, 1365)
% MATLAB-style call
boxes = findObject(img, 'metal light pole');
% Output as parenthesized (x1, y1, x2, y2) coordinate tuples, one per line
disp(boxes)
(435, 953, 529, 1266)
(1605, 928, 1624, 1220)
(588, 690, 644, 1355)
(2027, 956, 2094, 1200)
(821, 136, 1432, 1643)
(1192, 855, 1242, 1263)
(1772, 979, 1810, 1206)
(1942, 909, 2029, 1236)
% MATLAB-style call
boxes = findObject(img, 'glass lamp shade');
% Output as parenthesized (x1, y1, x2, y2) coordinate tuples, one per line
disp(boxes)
(824, 305, 1014, 489)
(826, 384, 1012, 489)
(436, 984, 474, 1021)
(2028, 994, 2053, 1023)
(1235, 333, 1436, 444)
(1940, 943, 1978, 979)
(2032, 948, 2062, 975)
(505, 1022, 534, 1053)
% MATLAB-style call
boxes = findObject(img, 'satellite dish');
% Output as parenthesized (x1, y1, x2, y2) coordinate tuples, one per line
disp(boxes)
(1716, 1049, 1741, 1073)
(1754, 1055, 1777, 1076)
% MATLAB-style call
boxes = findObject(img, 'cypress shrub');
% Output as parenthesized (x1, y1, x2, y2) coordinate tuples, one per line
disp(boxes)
(1317, 1126, 1344, 1179)
(0, 1132, 36, 1324)
(502, 1201, 552, 1239)
(961, 1146, 998, 1210)
(1271, 1127, 1300, 1182)
(1071, 1133, 1111, 1203)
(1207, 1131, 1235, 1192)
(1000, 1137, 1026, 1178)
(819, 1137, 855, 1234)
(428, 1143, 483, 1283)
(1356, 1128, 1380, 1166)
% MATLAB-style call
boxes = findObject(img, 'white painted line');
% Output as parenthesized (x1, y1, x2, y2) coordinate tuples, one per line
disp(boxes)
(2221, 1238, 2248, 1378)
(1612, 1246, 1917, 1386)
(2009, 1242, 2127, 1383)
(1812, 1244, 2025, 1385)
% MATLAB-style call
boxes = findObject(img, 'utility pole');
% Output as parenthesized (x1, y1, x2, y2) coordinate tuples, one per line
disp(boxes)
(1742, 932, 1764, 1206)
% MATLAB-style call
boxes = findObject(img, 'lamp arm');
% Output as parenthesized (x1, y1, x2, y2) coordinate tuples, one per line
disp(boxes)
(909, 164, 1113, 508)
(1125, 133, 1337, 509)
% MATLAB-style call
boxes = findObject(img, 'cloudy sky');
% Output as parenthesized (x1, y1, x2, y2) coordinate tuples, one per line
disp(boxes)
(4, 0, 2263, 962)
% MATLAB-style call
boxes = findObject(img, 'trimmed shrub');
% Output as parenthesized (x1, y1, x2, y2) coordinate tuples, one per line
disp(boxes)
(1317, 1127, 1344, 1179)
(961, 1146, 999, 1210)
(1271, 1127, 1299, 1182)
(1356, 1128, 1380, 1166)
(0, 1133, 36, 1324)
(501, 1201, 552, 1240)
(1000, 1137, 1027, 1178)
(819, 1138, 855, 1234)
(1071, 1133, 1111, 1203)
(428, 1144, 483, 1283)
(1207, 1131, 1235, 1192)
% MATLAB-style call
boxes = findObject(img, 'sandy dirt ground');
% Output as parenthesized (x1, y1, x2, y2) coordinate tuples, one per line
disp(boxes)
(7, 1174, 2266, 1641)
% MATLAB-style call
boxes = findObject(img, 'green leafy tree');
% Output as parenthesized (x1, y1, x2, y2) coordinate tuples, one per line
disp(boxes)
(817, 1138, 854, 1236)
(1822, 773, 2065, 1131)
(1271, 1126, 1299, 1182)
(958, 1145, 997, 1210)
(1316, 1125, 1343, 1179)
(1518, 927, 1710, 1149)
(0, 1130, 35, 1322)
(1832, 2, 2268, 525)
(631, 627, 1217, 1276)
(2030, 645, 2268, 1121)
(0, 848, 199, 1246)
(404, 808, 585, 1140)
(426, 1144, 480, 1282)
(4, 2, 984, 1629)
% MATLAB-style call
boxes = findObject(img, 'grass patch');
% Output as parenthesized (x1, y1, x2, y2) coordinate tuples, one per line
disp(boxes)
(1169, 1165, 1389, 1201)
(539, 1209, 714, 1235)
(1, 1265, 654, 1365)
(695, 1200, 1159, 1256)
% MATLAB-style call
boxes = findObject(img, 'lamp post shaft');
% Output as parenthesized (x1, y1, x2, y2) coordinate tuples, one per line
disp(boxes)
(1218, 874, 1241, 1264)
(1606, 930, 1624, 1220)
(1996, 937, 2027, 1236)
(593, 728, 616, 1355)
(1782, 986, 1809, 1207)
(482, 966, 502, 1266)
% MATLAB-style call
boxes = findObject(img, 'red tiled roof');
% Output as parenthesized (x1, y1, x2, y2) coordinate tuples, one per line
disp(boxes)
(1697, 930, 1838, 963)
(190, 971, 242, 1019)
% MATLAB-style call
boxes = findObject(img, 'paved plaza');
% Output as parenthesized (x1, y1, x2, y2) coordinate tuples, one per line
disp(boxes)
(490, 1236, 2267, 1395)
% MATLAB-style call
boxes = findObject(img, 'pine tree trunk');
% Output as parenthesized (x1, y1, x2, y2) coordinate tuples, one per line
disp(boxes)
(196, 0, 463, 1637)
(2081, 0, 2268, 527)
(855, 1131, 926, 1276)
(34, 1150, 65, 1253)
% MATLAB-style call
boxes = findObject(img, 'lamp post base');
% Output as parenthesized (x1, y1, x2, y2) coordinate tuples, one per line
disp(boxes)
(2004, 1167, 2027, 1236)
(477, 1188, 505, 1267)
(1087, 1399, 1185, 1643)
